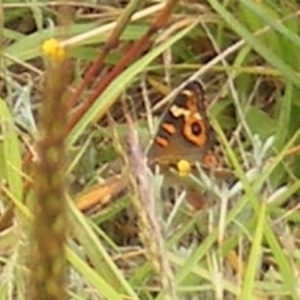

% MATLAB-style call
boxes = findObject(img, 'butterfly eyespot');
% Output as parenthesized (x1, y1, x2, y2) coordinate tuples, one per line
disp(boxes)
(203, 153, 219, 168)
(191, 122, 202, 136)
(183, 118, 207, 146)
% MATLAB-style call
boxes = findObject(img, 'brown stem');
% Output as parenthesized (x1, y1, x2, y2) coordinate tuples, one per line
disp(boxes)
(67, 0, 180, 132)
(66, 0, 146, 109)
(27, 3, 73, 296)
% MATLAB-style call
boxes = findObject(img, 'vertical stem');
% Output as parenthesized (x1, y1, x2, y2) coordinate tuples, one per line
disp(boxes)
(27, 55, 72, 300)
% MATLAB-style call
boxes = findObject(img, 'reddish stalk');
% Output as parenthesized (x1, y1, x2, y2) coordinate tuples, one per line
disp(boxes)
(66, 0, 145, 109)
(67, 0, 179, 131)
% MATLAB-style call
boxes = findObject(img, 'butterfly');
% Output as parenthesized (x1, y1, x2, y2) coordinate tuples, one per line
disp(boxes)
(147, 81, 219, 209)
(148, 81, 218, 172)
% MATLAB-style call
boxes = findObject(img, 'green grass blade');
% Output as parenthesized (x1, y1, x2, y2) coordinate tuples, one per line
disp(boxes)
(239, 201, 266, 299)
(0, 98, 23, 203)
(67, 197, 139, 299)
(207, 0, 300, 89)
(240, 0, 300, 48)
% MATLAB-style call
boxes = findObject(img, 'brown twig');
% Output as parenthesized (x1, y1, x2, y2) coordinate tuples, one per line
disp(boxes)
(67, 0, 180, 131)
(66, 0, 145, 109)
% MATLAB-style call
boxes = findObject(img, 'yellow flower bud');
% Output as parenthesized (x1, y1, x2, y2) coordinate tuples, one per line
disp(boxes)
(42, 38, 66, 60)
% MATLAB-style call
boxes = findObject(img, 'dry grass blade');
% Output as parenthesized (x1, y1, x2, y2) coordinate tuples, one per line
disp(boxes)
(75, 174, 128, 211)
(126, 113, 177, 300)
